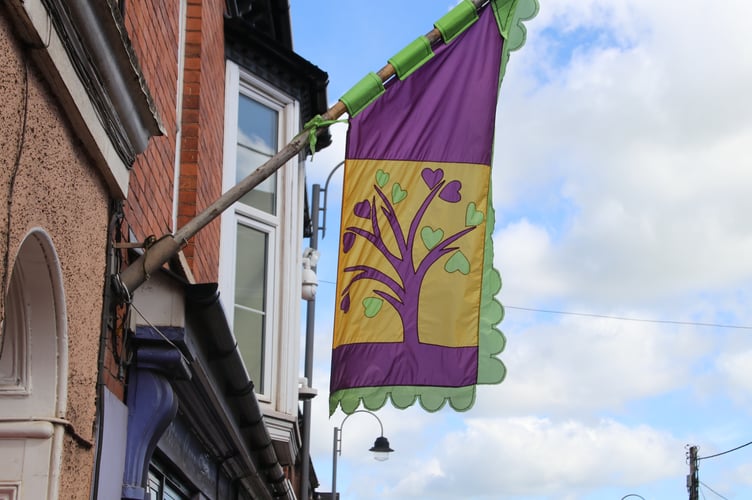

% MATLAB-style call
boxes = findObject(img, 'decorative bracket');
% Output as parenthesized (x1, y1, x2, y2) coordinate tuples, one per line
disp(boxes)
(121, 335, 190, 500)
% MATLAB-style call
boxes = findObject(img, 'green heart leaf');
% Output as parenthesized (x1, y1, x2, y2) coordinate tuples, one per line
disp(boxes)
(445, 250, 470, 275)
(421, 226, 444, 250)
(376, 169, 390, 188)
(391, 183, 407, 203)
(362, 297, 383, 318)
(465, 202, 484, 226)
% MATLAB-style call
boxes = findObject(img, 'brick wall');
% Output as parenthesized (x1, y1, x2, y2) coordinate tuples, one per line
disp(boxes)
(180, 0, 225, 283)
(124, 0, 225, 284)
(124, 2, 179, 239)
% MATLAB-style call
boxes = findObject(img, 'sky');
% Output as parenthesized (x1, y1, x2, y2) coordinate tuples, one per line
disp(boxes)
(289, 1, 752, 498)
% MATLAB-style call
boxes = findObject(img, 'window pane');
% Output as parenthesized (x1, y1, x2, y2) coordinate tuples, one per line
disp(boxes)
(147, 471, 160, 500)
(236, 144, 276, 213)
(234, 224, 268, 392)
(237, 94, 278, 214)
(163, 482, 183, 500)
(238, 94, 277, 154)
(234, 306, 264, 392)
(147, 464, 189, 500)
(234, 225, 267, 310)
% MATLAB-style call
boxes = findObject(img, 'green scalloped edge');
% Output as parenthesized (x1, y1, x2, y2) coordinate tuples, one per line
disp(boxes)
(478, 183, 506, 385)
(330, 385, 477, 415)
(329, 181, 506, 416)
(492, 0, 540, 84)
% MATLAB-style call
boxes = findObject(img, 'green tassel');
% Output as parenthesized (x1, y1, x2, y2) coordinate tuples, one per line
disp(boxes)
(303, 115, 348, 157)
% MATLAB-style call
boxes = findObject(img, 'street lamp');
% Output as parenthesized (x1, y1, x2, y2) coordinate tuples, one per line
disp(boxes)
(300, 160, 345, 499)
(620, 495, 646, 500)
(332, 409, 393, 498)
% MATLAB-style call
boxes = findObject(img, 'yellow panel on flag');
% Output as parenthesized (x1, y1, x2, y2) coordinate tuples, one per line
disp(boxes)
(333, 159, 489, 349)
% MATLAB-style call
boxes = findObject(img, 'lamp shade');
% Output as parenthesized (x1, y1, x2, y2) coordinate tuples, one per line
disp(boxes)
(369, 436, 393, 461)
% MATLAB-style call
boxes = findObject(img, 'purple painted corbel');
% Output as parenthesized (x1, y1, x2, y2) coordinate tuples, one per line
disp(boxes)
(122, 333, 191, 500)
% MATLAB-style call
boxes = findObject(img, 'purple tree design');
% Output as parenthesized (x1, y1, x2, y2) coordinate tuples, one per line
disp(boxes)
(339, 167, 483, 347)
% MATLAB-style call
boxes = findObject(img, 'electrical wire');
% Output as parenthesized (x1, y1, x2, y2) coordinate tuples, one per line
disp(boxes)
(699, 440, 752, 461)
(130, 302, 191, 367)
(0, 59, 30, 361)
(699, 481, 730, 500)
(319, 278, 752, 331)
(504, 306, 752, 330)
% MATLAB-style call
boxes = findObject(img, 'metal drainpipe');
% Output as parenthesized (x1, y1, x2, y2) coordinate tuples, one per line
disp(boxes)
(90, 200, 122, 499)
(299, 183, 321, 499)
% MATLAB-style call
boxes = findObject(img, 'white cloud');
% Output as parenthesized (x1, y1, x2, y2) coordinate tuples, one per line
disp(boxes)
(387, 458, 445, 496)
(494, 219, 567, 303)
(716, 348, 752, 406)
(491, 0, 752, 309)
(381, 417, 684, 499)
(478, 314, 710, 417)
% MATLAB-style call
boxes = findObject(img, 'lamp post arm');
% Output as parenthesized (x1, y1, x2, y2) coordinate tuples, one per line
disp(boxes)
(318, 160, 345, 240)
(340, 409, 386, 437)
(332, 409, 387, 499)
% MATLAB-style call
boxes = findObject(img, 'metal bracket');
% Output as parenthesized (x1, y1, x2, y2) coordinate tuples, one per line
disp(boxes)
(113, 235, 157, 249)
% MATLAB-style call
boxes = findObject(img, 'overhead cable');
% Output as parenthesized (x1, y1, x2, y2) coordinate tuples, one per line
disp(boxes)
(319, 279, 752, 330)
(698, 440, 752, 461)
(699, 481, 730, 500)
(504, 306, 752, 330)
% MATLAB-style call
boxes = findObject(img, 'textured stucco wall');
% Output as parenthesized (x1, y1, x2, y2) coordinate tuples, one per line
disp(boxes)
(0, 13, 110, 499)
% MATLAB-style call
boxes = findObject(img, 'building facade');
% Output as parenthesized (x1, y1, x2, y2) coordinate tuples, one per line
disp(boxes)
(1, 0, 329, 498)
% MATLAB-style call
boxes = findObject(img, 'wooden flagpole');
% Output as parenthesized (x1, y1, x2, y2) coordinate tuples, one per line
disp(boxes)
(114, 0, 488, 300)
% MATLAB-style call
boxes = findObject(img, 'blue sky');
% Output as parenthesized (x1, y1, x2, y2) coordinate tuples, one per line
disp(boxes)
(290, 1, 752, 498)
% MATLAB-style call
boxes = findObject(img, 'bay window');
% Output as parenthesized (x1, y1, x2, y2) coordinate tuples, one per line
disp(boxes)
(220, 61, 302, 410)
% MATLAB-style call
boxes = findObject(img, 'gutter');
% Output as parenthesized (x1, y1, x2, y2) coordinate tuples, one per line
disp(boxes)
(44, 0, 164, 158)
(6, 0, 163, 196)
(184, 283, 294, 500)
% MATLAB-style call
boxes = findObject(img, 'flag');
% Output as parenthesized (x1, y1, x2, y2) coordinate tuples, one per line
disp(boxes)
(330, 0, 537, 415)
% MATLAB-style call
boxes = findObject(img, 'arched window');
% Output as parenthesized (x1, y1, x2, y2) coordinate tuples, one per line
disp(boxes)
(0, 230, 68, 499)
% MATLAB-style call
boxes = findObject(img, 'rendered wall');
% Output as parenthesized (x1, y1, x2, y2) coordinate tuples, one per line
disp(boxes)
(0, 13, 109, 499)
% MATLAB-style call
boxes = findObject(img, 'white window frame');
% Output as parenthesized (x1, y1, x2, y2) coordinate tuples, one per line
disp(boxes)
(232, 216, 278, 395)
(171, 0, 188, 233)
(220, 62, 302, 413)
